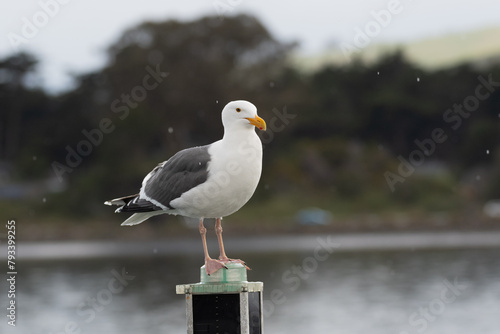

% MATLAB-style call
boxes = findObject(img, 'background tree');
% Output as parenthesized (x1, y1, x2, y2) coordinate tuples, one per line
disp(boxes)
(1, 14, 500, 226)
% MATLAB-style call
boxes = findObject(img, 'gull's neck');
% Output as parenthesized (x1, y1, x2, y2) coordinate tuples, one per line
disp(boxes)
(222, 124, 258, 143)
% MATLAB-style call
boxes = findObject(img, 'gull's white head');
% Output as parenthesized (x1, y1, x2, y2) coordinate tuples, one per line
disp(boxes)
(221, 100, 267, 132)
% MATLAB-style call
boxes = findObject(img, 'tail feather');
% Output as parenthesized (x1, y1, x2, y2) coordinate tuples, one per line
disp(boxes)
(104, 194, 138, 206)
(121, 212, 164, 226)
(106, 194, 166, 225)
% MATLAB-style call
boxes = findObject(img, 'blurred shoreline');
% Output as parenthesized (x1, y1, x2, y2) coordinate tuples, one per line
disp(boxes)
(6, 231, 500, 261)
(12, 208, 500, 241)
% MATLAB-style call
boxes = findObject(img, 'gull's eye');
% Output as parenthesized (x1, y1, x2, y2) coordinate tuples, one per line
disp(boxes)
(236, 108, 241, 112)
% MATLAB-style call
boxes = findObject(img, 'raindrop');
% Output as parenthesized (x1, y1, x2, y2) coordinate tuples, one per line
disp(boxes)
(486, 149, 490, 155)
(42, 197, 46, 203)
(153, 248, 158, 254)
(216, 100, 219, 104)
(476, 175, 481, 181)
(168, 127, 174, 134)
(269, 81, 275, 88)
(416, 77, 420, 82)
(377, 71, 380, 75)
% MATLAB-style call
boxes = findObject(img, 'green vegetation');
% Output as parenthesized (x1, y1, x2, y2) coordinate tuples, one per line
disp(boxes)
(1, 14, 500, 238)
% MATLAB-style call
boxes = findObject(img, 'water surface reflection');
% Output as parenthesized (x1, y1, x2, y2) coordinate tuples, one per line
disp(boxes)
(7, 248, 500, 334)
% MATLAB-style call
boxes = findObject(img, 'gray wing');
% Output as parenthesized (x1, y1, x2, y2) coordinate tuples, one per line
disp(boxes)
(118, 145, 211, 213)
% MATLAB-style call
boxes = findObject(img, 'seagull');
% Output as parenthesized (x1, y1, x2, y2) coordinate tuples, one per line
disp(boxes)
(105, 100, 266, 275)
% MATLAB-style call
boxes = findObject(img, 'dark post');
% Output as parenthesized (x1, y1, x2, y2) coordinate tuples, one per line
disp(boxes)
(176, 262, 264, 334)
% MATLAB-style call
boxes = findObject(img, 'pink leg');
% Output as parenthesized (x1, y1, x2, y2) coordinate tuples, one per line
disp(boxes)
(199, 218, 227, 275)
(215, 218, 250, 270)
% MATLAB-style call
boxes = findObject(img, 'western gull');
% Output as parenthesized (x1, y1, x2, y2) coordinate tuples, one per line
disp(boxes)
(105, 100, 266, 275)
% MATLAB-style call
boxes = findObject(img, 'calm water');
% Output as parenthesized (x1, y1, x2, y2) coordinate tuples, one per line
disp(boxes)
(3, 247, 500, 334)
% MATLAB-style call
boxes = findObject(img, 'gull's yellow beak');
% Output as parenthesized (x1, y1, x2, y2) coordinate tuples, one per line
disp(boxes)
(245, 115, 267, 131)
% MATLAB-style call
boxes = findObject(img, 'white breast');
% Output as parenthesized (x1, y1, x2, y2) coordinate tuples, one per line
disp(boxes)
(170, 131, 263, 218)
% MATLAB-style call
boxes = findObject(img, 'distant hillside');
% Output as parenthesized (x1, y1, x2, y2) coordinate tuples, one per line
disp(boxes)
(292, 26, 500, 71)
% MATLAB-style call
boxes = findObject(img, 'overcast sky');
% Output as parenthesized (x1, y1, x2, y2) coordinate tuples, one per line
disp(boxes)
(2, 0, 500, 92)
